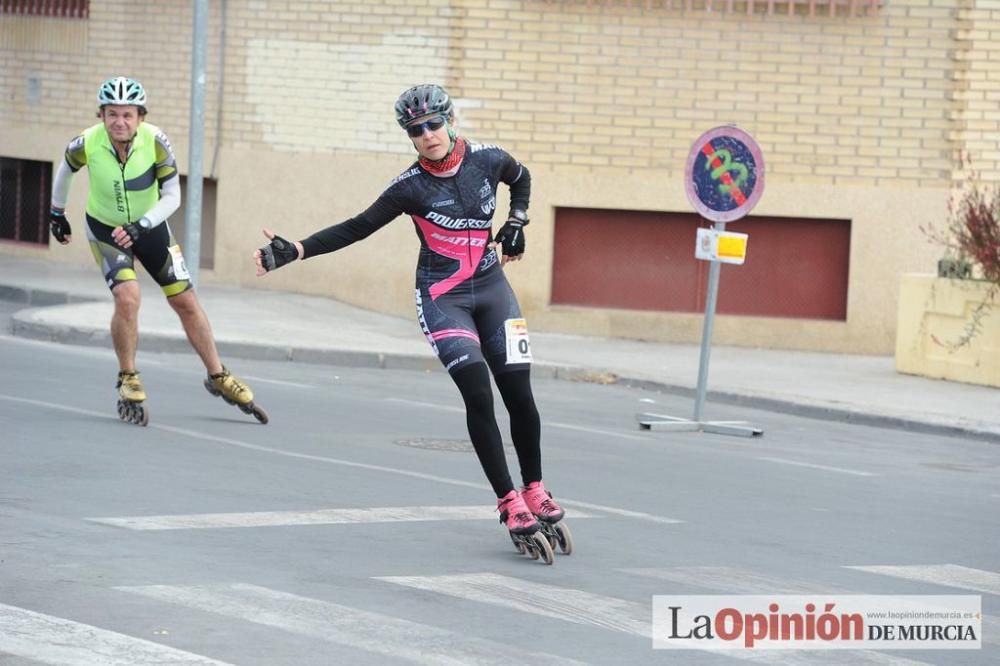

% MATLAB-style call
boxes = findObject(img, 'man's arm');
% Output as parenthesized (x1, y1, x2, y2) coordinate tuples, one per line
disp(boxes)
(137, 176, 180, 227)
(136, 130, 182, 227)
(49, 136, 86, 244)
(50, 159, 74, 213)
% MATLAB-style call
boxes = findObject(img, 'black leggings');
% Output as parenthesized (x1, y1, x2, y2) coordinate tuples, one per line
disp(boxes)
(452, 363, 542, 498)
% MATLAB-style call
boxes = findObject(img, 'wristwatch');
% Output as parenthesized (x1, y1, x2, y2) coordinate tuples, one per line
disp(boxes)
(137, 217, 153, 231)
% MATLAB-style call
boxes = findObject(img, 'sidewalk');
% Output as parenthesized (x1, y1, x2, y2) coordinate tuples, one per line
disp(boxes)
(2, 255, 997, 442)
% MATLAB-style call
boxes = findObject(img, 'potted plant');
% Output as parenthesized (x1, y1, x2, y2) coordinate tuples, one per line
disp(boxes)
(896, 170, 1000, 387)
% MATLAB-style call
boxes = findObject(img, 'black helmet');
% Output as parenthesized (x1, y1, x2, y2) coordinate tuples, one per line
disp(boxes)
(394, 84, 453, 128)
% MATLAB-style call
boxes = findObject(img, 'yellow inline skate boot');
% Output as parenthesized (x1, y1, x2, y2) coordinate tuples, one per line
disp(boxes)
(204, 366, 268, 424)
(116, 369, 149, 426)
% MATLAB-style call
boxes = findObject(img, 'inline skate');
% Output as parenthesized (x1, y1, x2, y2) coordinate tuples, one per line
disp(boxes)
(204, 366, 268, 424)
(521, 481, 573, 555)
(498, 489, 553, 565)
(116, 369, 149, 426)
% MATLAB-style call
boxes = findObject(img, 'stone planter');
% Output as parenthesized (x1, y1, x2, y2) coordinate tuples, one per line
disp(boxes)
(895, 274, 999, 388)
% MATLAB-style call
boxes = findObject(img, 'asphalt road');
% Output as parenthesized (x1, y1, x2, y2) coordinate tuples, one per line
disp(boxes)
(1, 332, 997, 665)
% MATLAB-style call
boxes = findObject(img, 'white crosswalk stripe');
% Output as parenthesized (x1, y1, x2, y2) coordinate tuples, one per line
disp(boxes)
(0, 602, 233, 666)
(379, 572, 650, 636)
(845, 564, 1000, 596)
(118, 583, 586, 666)
(88, 505, 592, 531)
(376, 572, 905, 665)
(623, 565, 847, 595)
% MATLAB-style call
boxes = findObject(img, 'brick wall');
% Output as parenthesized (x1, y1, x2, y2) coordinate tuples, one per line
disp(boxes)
(212, 0, 981, 186)
(0, 0, 224, 156)
(952, 0, 1000, 180)
(2, 0, 994, 182)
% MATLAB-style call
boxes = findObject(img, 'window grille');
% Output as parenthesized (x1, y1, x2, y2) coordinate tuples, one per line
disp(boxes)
(0, 157, 52, 246)
(0, 0, 89, 18)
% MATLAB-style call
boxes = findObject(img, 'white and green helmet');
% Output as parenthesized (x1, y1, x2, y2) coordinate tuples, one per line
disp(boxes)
(97, 76, 147, 112)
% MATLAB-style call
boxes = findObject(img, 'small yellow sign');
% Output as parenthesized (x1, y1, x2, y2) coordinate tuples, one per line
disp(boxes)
(694, 228, 749, 265)
(717, 235, 747, 260)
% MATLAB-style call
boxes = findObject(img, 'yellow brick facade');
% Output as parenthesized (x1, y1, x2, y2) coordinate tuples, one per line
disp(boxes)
(2, 0, 998, 354)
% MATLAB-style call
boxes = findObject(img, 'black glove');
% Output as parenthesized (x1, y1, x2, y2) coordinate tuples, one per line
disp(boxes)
(49, 210, 72, 243)
(259, 234, 300, 272)
(494, 218, 526, 258)
(120, 221, 146, 245)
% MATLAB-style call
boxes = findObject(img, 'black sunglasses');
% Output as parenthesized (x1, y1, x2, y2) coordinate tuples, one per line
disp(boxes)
(405, 117, 447, 137)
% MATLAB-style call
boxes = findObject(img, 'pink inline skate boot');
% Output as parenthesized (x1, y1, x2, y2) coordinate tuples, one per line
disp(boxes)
(521, 481, 573, 555)
(498, 490, 553, 564)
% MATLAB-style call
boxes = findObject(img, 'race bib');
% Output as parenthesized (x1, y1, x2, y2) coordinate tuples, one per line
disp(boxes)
(168, 244, 190, 280)
(505, 318, 533, 365)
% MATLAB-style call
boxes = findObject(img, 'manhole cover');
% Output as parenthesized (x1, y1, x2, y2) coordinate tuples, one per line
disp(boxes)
(396, 438, 515, 454)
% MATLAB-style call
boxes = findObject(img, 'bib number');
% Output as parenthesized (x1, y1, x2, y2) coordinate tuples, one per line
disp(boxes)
(168, 244, 190, 280)
(505, 318, 532, 365)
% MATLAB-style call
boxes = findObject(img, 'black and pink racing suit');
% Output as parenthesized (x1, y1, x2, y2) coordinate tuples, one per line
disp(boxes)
(300, 141, 531, 376)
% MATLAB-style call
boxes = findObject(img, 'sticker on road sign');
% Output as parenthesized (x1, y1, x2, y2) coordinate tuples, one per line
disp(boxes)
(685, 126, 765, 223)
(695, 228, 749, 265)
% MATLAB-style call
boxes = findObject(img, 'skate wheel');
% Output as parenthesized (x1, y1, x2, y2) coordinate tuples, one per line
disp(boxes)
(251, 404, 269, 424)
(134, 403, 149, 427)
(510, 533, 526, 555)
(117, 400, 127, 419)
(527, 541, 540, 560)
(530, 532, 554, 565)
(554, 522, 573, 555)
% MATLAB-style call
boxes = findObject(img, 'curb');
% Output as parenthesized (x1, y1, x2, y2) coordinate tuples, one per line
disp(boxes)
(0, 285, 101, 307)
(4, 288, 998, 444)
(610, 375, 1000, 445)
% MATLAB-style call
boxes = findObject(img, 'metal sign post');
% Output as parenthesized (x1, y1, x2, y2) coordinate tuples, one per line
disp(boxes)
(184, 0, 208, 287)
(638, 126, 765, 438)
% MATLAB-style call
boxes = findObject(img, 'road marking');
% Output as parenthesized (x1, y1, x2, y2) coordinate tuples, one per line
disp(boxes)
(0, 602, 232, 665)
(376, 574, 876, 665)
(119, 583, 584, 666)
(623, 565, 849, 595)
(377, 573, 651, 637)
(0, 394, 115, 420)
(386, 397, 465, 413)
(845, 564, 1000, 595)
(545, 420, 649, 441)
(0, 393, 682, 525)
(239, 374, 315, 389)
(759, 456, 879, 477)
(386, 397, 650, 441)
(89, 505, 595, 531)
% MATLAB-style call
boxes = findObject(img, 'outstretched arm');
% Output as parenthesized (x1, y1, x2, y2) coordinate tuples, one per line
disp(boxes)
(253, 190, 404, 276)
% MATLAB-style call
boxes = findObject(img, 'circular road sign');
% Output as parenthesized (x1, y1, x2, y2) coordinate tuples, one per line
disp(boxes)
(684, 126, 765, 223)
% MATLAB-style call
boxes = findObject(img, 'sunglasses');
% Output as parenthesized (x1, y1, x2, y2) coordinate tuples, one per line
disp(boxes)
(405, 117, 447, 137)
